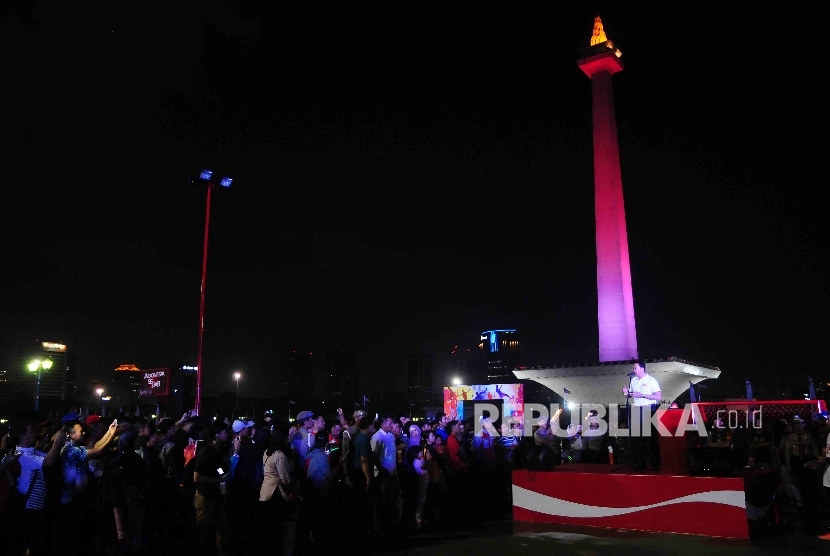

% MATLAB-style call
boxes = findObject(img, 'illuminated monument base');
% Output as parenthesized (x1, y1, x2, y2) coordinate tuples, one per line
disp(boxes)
(512, 357, 720, 405)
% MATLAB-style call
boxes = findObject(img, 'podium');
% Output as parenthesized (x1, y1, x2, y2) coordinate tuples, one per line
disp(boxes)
(658, 407, 693, 475)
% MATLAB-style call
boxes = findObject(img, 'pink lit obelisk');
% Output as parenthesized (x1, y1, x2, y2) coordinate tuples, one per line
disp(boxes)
(578, 17, 638, 362)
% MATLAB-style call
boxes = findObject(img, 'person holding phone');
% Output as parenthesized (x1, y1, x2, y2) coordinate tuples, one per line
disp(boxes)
(55, 418, 118, 556)
(193, 421, 231, 556)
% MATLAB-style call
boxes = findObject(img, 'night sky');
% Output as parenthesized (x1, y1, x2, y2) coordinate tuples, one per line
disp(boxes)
(2, 5, 824, 400)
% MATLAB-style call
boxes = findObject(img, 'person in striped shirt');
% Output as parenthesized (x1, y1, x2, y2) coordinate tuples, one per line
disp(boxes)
(11, 422, 66, 555)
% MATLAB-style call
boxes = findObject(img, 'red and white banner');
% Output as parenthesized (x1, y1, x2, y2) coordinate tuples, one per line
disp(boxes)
(513, 466, 749, 539)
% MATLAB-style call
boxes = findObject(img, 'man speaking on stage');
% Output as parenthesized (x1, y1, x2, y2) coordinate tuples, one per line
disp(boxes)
(622, 360, 661, 471)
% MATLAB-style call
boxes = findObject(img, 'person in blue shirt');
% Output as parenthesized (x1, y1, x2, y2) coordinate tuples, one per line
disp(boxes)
(56, 418, 118, 556)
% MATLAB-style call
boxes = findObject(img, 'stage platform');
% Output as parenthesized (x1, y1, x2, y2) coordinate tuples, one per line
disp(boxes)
(512, 464, 778, 540)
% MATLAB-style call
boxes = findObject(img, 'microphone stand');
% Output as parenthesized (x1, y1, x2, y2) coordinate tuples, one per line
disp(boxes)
(625, 374, 634, 467)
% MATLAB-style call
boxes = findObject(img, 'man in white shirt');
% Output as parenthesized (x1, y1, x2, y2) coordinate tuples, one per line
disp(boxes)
(370, 416, 398, 529)
(622, 361, 661, 406)
(622, 360, 662, 471)
(12, 422, 65, 555)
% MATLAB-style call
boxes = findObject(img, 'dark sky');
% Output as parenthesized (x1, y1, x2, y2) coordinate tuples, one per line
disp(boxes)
(2, 5, 825, 399)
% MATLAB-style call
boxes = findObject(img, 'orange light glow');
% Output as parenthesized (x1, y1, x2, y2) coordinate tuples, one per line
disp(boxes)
(115, 364, 141, 372)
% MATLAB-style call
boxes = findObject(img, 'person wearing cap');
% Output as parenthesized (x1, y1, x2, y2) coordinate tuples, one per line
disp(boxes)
(56, 418, 119, 556)
(783, 415, 819, 468)
(291, 411, 315, 470)
(226, 419, 255, 547)
(335, 408, 364, 482)
(85, 414, 102, 426)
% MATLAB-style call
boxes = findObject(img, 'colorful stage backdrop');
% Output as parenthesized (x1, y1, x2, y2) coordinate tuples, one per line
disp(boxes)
(444, 383, 524, 423)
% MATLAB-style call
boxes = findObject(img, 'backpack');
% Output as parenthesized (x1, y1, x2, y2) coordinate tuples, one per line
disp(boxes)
(181, 441, 202, 494)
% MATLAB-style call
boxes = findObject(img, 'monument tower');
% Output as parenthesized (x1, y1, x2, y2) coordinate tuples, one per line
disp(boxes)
(512, 17, 720, 404)
(577, 16, 637, 362)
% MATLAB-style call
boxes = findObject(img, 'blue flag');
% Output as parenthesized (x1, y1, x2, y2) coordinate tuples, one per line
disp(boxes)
(809, 378, 816, 400)
(745, 380, 753, 401)
(689, 381, 697, 403)
(563, 388, 571, 395)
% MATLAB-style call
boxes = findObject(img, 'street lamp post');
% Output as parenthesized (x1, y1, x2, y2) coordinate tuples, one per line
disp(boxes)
(27, 359, 53, 411)
(191, 169, 233, 417)
(233, 372, 241, 413)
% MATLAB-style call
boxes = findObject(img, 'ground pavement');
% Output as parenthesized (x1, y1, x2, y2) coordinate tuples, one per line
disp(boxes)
(375, 518, 830, 555)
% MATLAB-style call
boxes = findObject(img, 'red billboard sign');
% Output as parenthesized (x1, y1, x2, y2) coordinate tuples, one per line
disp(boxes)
(139, 368, 169, 398)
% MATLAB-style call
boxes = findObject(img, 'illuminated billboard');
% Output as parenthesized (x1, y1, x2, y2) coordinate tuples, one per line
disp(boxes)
(42, 342, 67, 352)
(139, 368, 169, 397)
(443, 383, 524, 423)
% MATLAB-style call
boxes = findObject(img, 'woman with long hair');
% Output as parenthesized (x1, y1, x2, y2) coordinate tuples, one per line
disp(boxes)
(258, 425, 294, 555)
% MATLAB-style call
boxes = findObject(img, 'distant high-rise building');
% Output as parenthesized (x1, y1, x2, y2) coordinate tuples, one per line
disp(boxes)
(280, 348, 314, 398)
(447, 344, 483, 387)
(173, 364, 198, 415)
(318, 348, 359, 405)
(479, 329, 520, 383)
(65, 353, 78, 399)
(30, 341, 71, 401)
(405, 351, 434, 403)
(113, 363, 142, 405)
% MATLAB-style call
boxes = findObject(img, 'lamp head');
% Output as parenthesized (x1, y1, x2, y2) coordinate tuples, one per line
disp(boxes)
(27, 360, 40, 372)
(41, 359, 53, 371)
(233, 372, 241, 381)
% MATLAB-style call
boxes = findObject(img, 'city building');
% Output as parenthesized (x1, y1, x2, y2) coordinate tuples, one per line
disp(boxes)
(23, 341, 74, 401)
(113, 363, 142, 405)
(177, 364, 198, 414)
(405, 350, 434, 404)
(318, 348, 359, 407)
(479, 329, 520, 383)
(447, 344, 483, 388)
(280, 348, 314, 399)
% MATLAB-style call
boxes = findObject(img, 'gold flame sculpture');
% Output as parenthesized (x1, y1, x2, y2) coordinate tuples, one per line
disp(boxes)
(590, 16, 607, 46)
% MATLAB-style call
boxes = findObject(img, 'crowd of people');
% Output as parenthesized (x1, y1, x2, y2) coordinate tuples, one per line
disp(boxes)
(701, 412, 830, 536)
(1, 402, 828, 555)
(0, 407, 518, 556)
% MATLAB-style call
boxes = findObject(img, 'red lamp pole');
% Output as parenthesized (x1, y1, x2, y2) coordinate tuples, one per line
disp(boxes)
(195, 183, 213, 416)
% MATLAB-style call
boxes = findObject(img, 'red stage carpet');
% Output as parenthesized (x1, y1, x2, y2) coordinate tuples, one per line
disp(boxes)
(512, 464, 754, 539)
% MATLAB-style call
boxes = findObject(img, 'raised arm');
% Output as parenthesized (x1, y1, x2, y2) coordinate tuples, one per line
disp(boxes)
(87, 420, 118, 459)
(43, 429, 66, 466)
